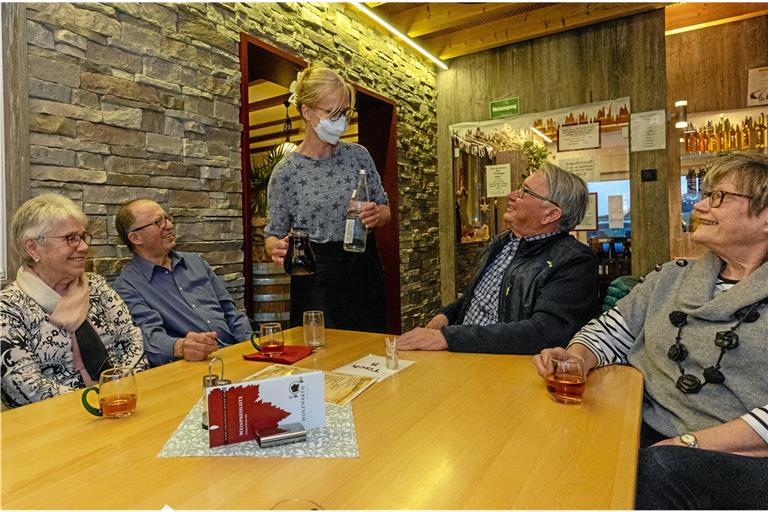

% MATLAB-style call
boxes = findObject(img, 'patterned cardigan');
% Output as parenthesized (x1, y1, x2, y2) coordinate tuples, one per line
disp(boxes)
(1, 272, 149, 408)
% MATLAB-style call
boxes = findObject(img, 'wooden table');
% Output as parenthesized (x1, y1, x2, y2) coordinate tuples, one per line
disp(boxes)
(1, 328, 643, 509)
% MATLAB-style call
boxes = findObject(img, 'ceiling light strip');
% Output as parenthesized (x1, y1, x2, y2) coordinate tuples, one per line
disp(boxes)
(530, 126, 553, 144)
(349, 2, 449, 71)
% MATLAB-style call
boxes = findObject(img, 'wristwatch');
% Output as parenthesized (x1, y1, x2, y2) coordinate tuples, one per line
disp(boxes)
(679, 432, 699, 448)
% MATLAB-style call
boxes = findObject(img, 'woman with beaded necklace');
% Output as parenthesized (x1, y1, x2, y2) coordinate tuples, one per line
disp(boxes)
(534, 153, 768, 509)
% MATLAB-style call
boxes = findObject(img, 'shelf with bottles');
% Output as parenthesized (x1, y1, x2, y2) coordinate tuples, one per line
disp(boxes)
(681, 107, 767, 157)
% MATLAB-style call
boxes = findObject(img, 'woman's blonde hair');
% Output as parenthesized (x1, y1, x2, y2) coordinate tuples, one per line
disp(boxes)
(11, 193, 87, 266)
(292, 64, 356, 114)
(703, 152, 768, 216)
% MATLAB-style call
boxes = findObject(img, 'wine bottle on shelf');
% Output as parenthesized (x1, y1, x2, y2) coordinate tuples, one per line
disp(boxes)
(755, 113, 766, 149)
(343, 170, 369, 253)
(716, 121, 725, 152)
(700, 127, 709, 154)
(742, 119, 752, 150)
(729, 125, 738, 151)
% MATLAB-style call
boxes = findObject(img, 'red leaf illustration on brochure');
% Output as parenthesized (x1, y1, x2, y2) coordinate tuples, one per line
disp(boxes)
(207, 383, 291, 448)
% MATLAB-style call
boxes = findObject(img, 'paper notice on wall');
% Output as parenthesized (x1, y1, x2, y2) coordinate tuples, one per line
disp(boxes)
(748, 67, 768, 106)
(558, 122, 600, 151)
(608, 195, 625, 230)
(630, 110, 666, 152)
(559, 157, 599, 182)
(485, 163, 511, 197)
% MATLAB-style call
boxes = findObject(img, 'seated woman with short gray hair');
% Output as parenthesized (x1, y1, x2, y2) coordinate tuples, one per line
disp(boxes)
(1, 193, 148, 408)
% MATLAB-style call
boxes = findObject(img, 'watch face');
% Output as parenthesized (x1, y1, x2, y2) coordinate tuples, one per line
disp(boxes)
(680, 433, 697, 446)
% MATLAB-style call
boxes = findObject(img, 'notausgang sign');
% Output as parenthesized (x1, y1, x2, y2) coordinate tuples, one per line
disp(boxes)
(489, 97, 520, 119)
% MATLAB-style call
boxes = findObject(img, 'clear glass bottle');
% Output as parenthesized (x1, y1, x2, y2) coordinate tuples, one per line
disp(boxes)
(343, 170, 369, 253)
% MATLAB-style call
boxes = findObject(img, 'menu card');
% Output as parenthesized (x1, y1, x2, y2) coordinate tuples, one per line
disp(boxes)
(206, 371, 324, 448)
(333, 354, 414, 382)
(246, 364, 377, 407)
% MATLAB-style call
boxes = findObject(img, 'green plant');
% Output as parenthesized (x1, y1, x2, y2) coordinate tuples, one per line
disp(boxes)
(522, 139, 549, 175)
(250, 143, 290, 219)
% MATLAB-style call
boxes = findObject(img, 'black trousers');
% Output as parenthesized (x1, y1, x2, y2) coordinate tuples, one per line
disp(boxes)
(289, 235, 386, 333)
(635, 422, 768, 509)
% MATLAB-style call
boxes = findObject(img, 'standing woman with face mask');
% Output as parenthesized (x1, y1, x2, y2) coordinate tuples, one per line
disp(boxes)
(265, 64, 391, 332)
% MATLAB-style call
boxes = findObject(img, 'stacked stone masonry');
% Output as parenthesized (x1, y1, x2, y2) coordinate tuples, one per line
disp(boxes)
(23, 2, 439, 330)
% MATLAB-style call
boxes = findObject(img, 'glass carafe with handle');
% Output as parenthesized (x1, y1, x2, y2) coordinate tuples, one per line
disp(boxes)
(284, 227, 316, 276)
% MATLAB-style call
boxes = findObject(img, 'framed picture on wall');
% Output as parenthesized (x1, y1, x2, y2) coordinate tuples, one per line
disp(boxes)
(574, 192, 598, 231)
(557, 122, 601, 152)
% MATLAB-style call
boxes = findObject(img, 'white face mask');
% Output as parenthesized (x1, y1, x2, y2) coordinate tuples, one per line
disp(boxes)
(313, 116, 348, 145)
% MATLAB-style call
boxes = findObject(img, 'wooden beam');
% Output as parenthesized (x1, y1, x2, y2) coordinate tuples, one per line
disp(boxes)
(249, 127, 302, 144)
(248, 92, 291, 112)
(421, 3, 668, 61)
(387, 3, 542, 38)
(665, 3, 768, 35)
(249, 115, 301, 131)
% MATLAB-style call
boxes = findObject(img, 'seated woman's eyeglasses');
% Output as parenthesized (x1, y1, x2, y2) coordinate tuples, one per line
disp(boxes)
(700, 189, 753, 208)
(37, 232, 93, 248)
(517, 185, 560, 208)
(130, 214, 173, 233)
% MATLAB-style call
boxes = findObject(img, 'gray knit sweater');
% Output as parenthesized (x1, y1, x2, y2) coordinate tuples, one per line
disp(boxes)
(573, 252, 768, 438)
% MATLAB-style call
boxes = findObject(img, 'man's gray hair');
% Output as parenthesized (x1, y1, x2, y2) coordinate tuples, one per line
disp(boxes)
(11, 193, 87, 266)
(537, 162, 589, 232)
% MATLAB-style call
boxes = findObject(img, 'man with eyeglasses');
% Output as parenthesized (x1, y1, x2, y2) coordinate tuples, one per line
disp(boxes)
(399, 162, 599, 354)
(113, 199, 252, 366)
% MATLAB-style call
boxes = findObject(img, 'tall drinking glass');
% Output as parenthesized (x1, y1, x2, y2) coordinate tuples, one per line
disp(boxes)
(303, 311, 325, 349)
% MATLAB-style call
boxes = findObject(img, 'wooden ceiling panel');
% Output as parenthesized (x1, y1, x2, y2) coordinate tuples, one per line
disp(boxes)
(664, 2, 768, 35)
(359, 2, 767, 62)
(418, 3, 667, 60)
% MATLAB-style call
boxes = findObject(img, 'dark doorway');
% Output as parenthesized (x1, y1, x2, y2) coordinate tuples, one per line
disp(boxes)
(239, 33, 402, 333)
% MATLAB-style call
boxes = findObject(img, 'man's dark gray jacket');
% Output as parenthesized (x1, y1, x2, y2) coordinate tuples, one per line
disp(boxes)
(440, 231, 599, 354)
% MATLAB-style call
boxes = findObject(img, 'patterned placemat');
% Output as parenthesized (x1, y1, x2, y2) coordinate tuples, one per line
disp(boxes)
(158, 400, 358, 458)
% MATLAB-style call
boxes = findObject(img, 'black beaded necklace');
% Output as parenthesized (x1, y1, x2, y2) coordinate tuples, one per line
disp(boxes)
(667, 298, 767, 393)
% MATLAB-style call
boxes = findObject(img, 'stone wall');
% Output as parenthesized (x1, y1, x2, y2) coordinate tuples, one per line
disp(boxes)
(22, 2, 439, 330)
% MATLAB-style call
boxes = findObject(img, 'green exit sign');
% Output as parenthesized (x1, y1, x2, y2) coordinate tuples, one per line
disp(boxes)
(489, 97, 520, 119)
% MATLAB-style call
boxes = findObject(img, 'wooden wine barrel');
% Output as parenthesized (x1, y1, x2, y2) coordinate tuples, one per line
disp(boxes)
(252, 263, 291, 328)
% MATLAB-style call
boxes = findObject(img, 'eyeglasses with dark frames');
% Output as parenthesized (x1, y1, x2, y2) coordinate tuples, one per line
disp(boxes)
(37, 232, 92, 248)
(130, 214, 173, 233)
(516, 184, 561, 208)
(314, 105, 356, 122)
(700, 189, 753, 208)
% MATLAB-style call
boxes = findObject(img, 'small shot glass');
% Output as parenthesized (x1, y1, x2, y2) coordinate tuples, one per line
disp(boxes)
(384, 336, 399, 370)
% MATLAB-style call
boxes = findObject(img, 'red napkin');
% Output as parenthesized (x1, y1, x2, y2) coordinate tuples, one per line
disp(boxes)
(242, 345, 314, 364)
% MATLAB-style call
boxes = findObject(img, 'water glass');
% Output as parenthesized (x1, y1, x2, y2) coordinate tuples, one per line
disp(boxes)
(303, 310, 325, 349)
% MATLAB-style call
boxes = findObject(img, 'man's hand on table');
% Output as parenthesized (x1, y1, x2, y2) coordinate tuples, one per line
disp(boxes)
(174, 331, 218, 361)
(398, 326, 448, 351)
